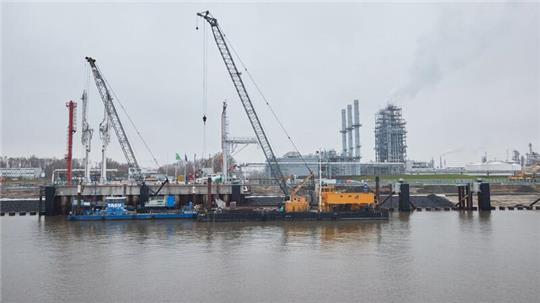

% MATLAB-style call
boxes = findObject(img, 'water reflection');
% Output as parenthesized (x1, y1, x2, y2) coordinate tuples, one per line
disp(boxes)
(3, 211, 538, 303)
(43, 218, 389, 249)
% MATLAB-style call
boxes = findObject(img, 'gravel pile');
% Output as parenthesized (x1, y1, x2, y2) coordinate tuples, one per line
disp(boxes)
(0, 199, 40, 212)
(381, 195, 454, 208)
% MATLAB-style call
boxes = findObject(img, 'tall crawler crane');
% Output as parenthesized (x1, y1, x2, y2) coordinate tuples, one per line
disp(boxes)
(85, 57, 143, 183)
(197, 11, 289, 197)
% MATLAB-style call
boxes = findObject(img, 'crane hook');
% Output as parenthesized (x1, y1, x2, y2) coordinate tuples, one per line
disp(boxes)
(202, 115, 207, 124)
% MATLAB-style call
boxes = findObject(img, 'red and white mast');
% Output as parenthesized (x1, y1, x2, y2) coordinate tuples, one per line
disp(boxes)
(65, 100, 77, 185)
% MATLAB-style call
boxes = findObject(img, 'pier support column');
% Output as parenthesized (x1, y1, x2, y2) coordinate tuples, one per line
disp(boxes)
(457, 185, 465, 209)
(132, 195, 139, 207)
(231, 185, 241, 205)
(44, 186, 57, 216)
(206, 177, 213, 210)
(60, 196, 69, 216)
(478, 183, 491, 211)
(175, 195, 181, 209)
(465, 183, 473, 210)
(398, 183, 411, 212)
(140, 184, 149, 208)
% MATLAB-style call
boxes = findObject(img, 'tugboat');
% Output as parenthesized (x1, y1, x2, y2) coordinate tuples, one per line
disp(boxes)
(67, 196, 197, 221)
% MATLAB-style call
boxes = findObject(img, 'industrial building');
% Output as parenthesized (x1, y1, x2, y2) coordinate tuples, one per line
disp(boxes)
(525, 143, 540, 166)
(269, 150, 355, 178)
(405, 160, 435, 173)
(360, 162, 405, 175)
(0, 167, 43, 179)
(374, 104, 407, 163)
(270, 151, 405, 178)
(465, 161, 522, 176)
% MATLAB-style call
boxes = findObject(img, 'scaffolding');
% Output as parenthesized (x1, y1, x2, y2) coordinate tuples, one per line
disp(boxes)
(375, 104, 407, 163)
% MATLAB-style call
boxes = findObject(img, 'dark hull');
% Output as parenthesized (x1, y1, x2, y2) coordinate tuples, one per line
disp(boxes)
(198, 209, 389, 222)
(67, 212, 196, 221)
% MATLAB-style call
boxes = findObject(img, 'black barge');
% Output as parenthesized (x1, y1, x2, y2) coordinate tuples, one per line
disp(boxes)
(198, 208, 389, 222)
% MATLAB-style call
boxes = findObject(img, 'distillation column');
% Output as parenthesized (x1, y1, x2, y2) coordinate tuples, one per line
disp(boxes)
(340, 109, 347, 157)
(347, 104, 353, 158)
(353, 99, 361, 161)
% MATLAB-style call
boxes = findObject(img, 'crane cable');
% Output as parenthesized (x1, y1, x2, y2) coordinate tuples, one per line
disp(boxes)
(97, 65, 161, 168)
(201, 19, 208, 162)
(231, 143, 250, 157)
(221, 31, 313, 175)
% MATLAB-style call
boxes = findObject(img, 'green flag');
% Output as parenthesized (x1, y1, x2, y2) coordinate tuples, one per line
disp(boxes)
(175, 153, 181, 161)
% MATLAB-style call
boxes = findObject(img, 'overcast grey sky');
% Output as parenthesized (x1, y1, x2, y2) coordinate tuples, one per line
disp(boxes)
(2, 1, 539, 168)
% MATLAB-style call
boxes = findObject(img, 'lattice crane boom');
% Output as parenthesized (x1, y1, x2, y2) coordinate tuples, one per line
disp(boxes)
(197, 11, 289, 196)
(85, 57, 143, 183)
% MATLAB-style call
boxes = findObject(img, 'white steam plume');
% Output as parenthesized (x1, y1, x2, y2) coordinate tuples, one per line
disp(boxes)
(391, 4, 516, 101)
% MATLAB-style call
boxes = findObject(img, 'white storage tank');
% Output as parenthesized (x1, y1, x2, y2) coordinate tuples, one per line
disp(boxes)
(464, 161, 522, 176)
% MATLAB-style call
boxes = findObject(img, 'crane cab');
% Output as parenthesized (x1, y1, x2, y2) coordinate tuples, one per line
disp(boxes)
(285, 195, 310, 213)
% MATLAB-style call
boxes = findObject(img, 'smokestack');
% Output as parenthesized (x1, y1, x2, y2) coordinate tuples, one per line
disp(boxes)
(353, 99, 361, 161)
(340, 109, 347, 156)
(347, 104, 353, 158)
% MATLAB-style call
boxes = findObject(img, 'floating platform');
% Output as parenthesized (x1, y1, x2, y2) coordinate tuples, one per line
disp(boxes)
(198, 209, 389, 222)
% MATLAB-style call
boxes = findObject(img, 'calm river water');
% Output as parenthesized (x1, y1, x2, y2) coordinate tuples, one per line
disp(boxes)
(1, 212, 539, 302)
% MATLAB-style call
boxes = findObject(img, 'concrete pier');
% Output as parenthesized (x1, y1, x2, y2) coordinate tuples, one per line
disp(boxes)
(42, 183, 236, 216)
(54, 183, 232, 197)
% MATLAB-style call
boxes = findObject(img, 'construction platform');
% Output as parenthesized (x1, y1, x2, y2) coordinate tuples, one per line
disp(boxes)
(39, 183, 244, 216)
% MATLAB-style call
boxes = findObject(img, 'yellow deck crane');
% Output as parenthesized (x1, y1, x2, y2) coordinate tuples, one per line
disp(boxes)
(284, 173, 314, 213)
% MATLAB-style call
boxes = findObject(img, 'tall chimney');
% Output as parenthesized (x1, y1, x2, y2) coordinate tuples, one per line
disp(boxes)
(353, 99, 361, 161)
(340, 109, 347, 157)
(347, 104, 353, 158)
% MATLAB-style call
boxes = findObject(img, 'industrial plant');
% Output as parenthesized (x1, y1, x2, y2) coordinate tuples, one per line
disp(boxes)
(270, 101, 408, 178)
(375, 104, 407, 163)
